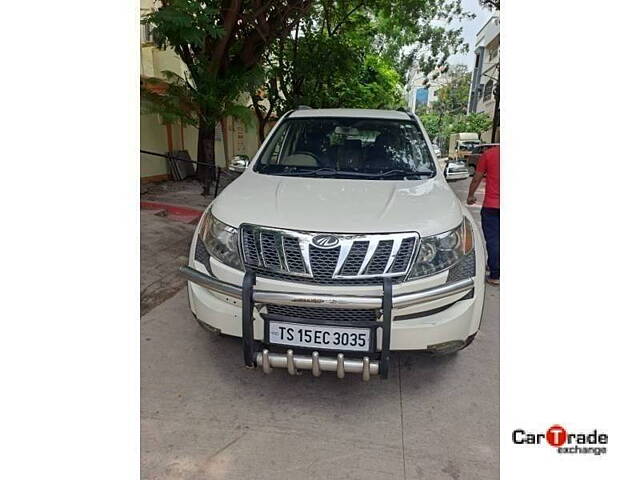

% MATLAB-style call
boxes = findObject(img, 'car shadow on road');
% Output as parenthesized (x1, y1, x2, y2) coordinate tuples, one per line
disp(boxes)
(193, 325, 461, 405)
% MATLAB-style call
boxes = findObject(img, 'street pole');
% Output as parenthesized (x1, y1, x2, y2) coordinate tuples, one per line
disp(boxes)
(491, 66, 500, 143)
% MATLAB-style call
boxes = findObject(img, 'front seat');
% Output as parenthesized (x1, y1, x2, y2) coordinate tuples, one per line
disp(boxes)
(367, 132, 393, 170)
(280, 153, 318, 167)
(336, 139, 363, 170)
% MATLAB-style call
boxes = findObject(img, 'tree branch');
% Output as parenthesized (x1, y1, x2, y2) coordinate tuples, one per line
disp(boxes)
(237, 0, 312, 69)
(210, 0, 242, 75)
(330, 1, 365, 36)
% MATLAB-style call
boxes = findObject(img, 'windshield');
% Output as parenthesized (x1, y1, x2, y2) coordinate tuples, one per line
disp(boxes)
(459, 141, 480, 151)
(254, 117, 436, 179)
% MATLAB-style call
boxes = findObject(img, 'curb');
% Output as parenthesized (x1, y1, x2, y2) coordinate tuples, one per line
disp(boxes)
(141, 201, 204, 225)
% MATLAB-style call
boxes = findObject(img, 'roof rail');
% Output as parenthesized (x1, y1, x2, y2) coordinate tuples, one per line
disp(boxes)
(397, 107, 409, 113)
(296, 105, 312, 110)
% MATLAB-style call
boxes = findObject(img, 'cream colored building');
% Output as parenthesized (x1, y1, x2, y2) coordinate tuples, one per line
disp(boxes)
(140, 0, 264, 182)
(467, 14, 500, 142)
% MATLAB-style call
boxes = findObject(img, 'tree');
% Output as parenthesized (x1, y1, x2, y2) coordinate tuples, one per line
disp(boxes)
(420, 111, 491, 150)
(416, 64, 471, 148)
(142, 0, 313, 194)
(428, 64, 471, 116)
(479, 0, 499, 10)
(465, 112, 492, 137)
(141, 71, 254, 167)
(251, 0, 472, 137)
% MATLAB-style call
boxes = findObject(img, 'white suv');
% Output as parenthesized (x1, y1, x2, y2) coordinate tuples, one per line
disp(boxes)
(180, 108, 485, 380)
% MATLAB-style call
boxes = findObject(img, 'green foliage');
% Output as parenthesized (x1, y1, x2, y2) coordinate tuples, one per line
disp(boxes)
(416, 65, 490, 148)
(428, 64, 471, 116)
(140, 71, 254, 128)
(366, 0, 473, 76)
(420, 112, 492, 148)
(253, 0, 471, 123)
(419, 112, 443, 142)
(479, 0, 500, 10)
(142, 0, 312, 129)
(142, 0, 472, 153)
(140, 72, 199, 127)
(464, 112, 493, 137)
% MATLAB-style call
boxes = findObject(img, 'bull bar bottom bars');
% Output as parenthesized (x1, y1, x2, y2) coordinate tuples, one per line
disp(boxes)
(257, 349, 379, 381)
(179, 266, 474, 380)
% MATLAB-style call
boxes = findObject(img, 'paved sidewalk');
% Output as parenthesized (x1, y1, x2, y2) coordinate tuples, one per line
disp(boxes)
(140, 210, 195, 316)
(140, 177, 499, 480)
(141, 173, 239, 211)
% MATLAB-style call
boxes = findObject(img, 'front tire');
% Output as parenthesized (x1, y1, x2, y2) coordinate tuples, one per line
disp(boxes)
(195, 317, 221, 337)
(427, 333, 477, 356)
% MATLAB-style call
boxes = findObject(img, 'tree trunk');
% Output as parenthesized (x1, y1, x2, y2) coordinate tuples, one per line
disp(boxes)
(251, 94, 268, 144)
(258, 118, 267, 143)
(196, 123, 216, 196)
(221, 118, 231, 167)
(165, 123, 174, 153)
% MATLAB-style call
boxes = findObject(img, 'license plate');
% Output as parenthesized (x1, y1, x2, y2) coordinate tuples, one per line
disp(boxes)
(268, 321, 371, 352)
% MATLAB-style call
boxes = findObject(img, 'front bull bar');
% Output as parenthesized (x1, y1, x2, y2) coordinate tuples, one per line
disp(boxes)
(180, 266, 475, 380)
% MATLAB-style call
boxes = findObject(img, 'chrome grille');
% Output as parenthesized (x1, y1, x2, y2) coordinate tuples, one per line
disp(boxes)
(241, 229, 261, 266)
(240, 224, 418, 285)
(309, 245, 340, 280)
(260, 232, 281, 269)
(366, 240, 393, 275)
(390, 237, 416, 273)
(340, 240, 368, 276)
(283, 237, 305, 273)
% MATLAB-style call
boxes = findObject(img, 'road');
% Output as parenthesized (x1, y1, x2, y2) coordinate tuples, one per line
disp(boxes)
(141, 176, 499, 480)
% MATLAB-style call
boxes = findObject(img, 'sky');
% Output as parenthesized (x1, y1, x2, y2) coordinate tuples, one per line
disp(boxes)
(447, 0, 494, 69)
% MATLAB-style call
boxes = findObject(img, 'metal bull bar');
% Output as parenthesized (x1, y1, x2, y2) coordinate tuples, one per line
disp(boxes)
(245, 275, 393, 380)
(179, 266, 474, 310)
(179, 266, 474, 380)
(256, 349, 379, 380)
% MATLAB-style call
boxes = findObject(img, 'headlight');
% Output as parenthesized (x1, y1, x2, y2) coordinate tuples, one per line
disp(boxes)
(200, 211, 243, 270)
(408, 217, 474, 279)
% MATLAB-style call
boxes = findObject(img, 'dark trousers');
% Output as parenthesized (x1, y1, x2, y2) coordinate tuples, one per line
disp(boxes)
(481, 207, 500, 279)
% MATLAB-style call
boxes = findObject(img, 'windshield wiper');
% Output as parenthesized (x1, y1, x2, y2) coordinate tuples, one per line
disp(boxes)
(272, 168, 342, 177)
(366, 169, 433, 178)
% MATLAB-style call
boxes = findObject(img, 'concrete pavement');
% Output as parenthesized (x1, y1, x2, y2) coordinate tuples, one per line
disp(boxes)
(141, 177, 499, 480)
(140, 211, 195, 316)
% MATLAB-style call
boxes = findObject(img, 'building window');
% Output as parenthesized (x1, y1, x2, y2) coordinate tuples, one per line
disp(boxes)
(141, 23, 153, 44)
(483, 80, 494, 102)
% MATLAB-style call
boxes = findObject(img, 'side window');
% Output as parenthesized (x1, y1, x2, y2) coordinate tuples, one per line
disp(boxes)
(484, 80, 494, 101)
(261, 123, 291, 165)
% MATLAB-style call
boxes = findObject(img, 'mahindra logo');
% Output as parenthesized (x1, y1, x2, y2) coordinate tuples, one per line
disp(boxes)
(312, 234, 340, 249)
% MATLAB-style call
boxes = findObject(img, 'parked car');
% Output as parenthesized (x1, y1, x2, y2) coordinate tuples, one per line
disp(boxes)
(180, 108, 486, 381)
(467, 143, 499, 176)
(444, 160, 470, 181)
(433, 144, 442, 158)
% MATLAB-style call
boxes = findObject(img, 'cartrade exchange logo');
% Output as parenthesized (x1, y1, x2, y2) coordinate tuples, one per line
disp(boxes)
(512, 425, 608, 455)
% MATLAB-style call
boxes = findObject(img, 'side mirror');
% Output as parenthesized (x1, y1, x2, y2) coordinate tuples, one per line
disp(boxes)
(229, 155, 249, 173)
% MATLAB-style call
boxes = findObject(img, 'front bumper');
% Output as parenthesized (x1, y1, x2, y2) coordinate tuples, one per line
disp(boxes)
(181, 257, 484, 380)
(445, 170, 470, 181)
(183, 212, 485, 380)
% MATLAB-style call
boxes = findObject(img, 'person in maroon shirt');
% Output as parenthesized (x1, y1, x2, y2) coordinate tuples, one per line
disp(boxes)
(467, 145, 500, 285)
